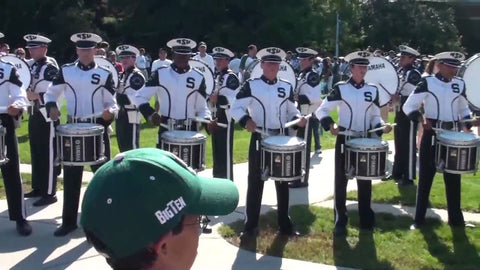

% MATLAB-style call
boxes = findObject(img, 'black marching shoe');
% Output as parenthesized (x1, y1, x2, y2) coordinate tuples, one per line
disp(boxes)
(397, 179, 414, 187)
(240, 228, 259, 239)
(289, 181, 308, 188)
(24, 189, 41, 198)
(54, 224, 78, 237)
(279, 228, 301, 237)
(334, 226, 347, 237)
(33, 195, 57, 207)
(16, 219, 32, 236)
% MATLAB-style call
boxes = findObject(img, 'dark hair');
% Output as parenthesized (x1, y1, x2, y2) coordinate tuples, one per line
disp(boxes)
(84, 216, 185, 270)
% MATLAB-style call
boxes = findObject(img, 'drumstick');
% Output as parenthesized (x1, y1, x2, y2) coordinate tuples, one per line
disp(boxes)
(254, 128, 269, 136)
(368, 123, 397, 133)
(160, 123, 170, 130)
(284, 114, 312, 128)
(193, 117, 228, 128)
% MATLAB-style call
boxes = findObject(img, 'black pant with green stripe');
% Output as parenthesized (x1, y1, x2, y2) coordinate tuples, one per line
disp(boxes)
(29, 109, 60, 196)
(115, 108, 140, 152)
(211, 108, 234, 180)
(392, 97, 418, 181)
(1, 114, 25, 221)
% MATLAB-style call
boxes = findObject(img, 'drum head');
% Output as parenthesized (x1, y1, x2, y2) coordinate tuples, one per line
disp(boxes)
(229, 58, 240, 74)
(437, 130, 480, 144)
(458, 54, 480, 110)
(94, 56, 119, 88)
(57, 123, 104, 135)
(346, 138, 388, 149)
(262, 136, 305, 150)
(248, 60, 297, 89)
(364, 57, 399, 106)
(0, 55, 32, 91)
(189, 59, 214, 95)
(161, 130, 207, 142)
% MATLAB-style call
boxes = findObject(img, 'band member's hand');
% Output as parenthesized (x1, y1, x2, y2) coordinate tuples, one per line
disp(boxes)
(102, 109, 114, 121)
(209, 94, 218, 104)
(297, 117, 307, 128)
(7, 105, 22, 116)
(463, 126, 472, 133)
(294, 95, 299, 102)
(245, 119, 257, 132)
(391, 94, 400, 103)
(383, 123, 393, 133)
(49, 107, 61, 121)
(422, 118, 432, 131)
(330, 123, 339, 136)
(150, 112, 162, 126)
(27, 91, 40, 101)
(207, 119, 218, 133)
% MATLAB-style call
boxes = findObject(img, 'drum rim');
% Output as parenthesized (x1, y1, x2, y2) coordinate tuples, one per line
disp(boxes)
(189, 59, 215, 95)
(436, 131, 480, 145)
(56, 123, 105, 135)
(247, 60, 298, 89)
(345, 138, 389, 149)
(0, 55, 32, 90)
(161, 130, 207, 141)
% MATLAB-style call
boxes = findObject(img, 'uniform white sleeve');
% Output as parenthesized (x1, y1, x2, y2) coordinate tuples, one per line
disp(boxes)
(195, 79, 211, 119)
(402, 78, 429, 121)
(103, 74, 119, 114)
(230, 82, 253, 126)
(44, 68, 67, 105)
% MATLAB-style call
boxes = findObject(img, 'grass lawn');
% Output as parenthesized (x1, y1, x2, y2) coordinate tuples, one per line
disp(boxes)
(346, 174, 480, 212)
(14, 106, 395, 168)
(0, 174, 64, 199)
(219, 205, 480, 270)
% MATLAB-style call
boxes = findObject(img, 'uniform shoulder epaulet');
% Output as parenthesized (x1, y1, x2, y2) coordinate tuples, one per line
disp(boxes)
(306, 71, 321, 87)
(225, 73, 240, 89)
(191, 67, 204, 77)
(278, 78, 293, 87)
(129, 72, 145, 90)
(407, 69, 421, 85)
(62, 62, 76, 68)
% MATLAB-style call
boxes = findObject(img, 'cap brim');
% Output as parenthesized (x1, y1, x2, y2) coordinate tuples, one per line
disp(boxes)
(186, 176, 239, 216)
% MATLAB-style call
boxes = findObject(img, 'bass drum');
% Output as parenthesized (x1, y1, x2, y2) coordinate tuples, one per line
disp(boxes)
(94, 56, 119, 88)
(364, 56, 399, 107)
(458, 53, 480, 111)
(189, 59, 215, 95)
(0, 55, 31, 91)
(243, 59, 297, 89)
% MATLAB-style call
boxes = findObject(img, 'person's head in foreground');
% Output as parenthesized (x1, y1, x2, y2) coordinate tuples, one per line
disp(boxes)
(81, 148, 239, 270)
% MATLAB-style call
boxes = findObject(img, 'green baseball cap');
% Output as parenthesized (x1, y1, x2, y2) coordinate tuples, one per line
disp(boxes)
(80, 148, 239, 259)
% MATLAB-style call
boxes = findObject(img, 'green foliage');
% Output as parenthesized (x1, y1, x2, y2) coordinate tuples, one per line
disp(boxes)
(0, 1, 465, 61)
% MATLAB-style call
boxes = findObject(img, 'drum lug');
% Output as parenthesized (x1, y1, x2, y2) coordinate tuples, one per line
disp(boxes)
(261, 167, 269, 181)
(346, 166, 355, 179)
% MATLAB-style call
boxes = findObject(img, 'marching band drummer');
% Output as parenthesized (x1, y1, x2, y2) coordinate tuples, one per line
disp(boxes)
(45, 33, 118, 236)
(315, 51, 392, 237)
(403, 52, 480, 230)
(114, 45, 145, 152)
(23, 34, 61, 207)
(230, 47, 306, 238)
(390, 45, 422, 186)
(209, 46, 240, 181)
(0, 32, 32, 236)
(135, 38, 215, 146)
(289, 47, 322, 189)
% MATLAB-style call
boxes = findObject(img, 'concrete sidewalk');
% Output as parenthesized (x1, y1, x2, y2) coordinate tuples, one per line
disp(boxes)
(1, 139, 477, 269)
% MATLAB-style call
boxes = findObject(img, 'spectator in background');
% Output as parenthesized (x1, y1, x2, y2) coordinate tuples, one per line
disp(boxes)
(96, 48, 106, 57)
(108, 51, 123, 74)
(14, 48, 26, 60)
(193, 41, 215, 72)
(0, 43, 10, 55)
(151, 47, 172, 73)
(136, 48, 149, 79)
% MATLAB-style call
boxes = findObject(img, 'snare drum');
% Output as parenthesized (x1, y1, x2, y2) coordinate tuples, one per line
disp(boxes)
(0, 126, 7, 165)
(161, 131, 206, 171)
(345, 138, 389, 180)
(56, 123, 105, 166)
(435, 131, 480, 174)
(261, 136, 306, 181)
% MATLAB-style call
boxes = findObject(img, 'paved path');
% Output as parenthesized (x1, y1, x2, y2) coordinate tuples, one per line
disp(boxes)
(1, 139, 479, 270)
